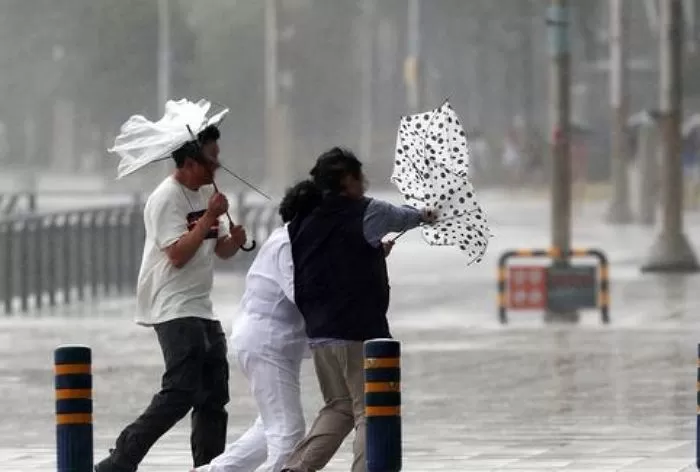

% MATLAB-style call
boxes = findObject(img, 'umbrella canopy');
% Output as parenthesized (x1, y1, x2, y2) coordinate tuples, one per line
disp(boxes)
(109, 98, 229, 179)
(391, 100, 491, 265)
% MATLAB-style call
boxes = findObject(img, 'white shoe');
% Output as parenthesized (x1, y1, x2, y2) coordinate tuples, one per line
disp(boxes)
(191, 466, 210, 472)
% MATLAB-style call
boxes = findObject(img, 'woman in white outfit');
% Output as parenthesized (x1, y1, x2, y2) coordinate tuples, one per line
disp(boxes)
(193, 181, 321, 472)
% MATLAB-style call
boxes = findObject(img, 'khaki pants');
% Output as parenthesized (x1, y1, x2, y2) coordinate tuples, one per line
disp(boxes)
(284, 342, 366, 472)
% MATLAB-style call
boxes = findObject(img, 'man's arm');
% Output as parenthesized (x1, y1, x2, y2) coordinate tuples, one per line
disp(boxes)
(215, 221, 247, 259)
(163, 212, 218, 268)
(363, 199, 426, 247)
(154, 191, 228, 268)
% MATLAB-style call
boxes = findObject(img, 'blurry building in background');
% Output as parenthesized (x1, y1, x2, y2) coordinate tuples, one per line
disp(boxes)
(1, 0, 699, 192)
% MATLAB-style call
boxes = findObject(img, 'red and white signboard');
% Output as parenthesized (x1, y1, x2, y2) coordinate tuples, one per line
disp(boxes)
(508, 266, 547, 309)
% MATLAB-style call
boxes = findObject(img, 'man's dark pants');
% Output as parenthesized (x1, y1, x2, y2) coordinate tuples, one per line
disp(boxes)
(95, 317, 229, 471)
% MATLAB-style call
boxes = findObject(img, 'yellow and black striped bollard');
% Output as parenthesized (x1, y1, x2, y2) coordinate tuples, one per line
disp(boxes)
(55, 345, 93, 472)
(695, 344, 700, 469)
(364, 339, 401, 472)
(589, 249, 610, 324)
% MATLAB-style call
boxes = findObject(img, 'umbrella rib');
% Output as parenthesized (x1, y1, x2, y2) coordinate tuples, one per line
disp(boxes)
(185, 124, 271, 200)
(398, 132, 429, 186)
(421, 100, 449, 166)
(397, 103, 443, 185)
(218, 164, 272, 200)
(404, 99, 463, 185)
(396, 100, 452, 187)
(417, 105, 442, 179)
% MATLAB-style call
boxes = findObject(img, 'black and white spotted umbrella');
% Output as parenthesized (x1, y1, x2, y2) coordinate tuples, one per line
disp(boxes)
(390, 100, 491, 264)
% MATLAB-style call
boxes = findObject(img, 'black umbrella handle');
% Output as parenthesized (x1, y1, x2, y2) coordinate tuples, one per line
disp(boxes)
(241, 240, 257, 252)
(224, 212, 256, 252)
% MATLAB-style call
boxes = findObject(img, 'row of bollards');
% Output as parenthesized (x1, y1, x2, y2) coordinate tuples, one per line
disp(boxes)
(54, 339, 402, 472)
(52, 341, 700, 471)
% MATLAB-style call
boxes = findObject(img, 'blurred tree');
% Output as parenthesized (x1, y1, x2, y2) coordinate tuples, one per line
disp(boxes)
(0, 0, 196, 171)
(74, 0, 196, 135)
(0, 0, 68, 168)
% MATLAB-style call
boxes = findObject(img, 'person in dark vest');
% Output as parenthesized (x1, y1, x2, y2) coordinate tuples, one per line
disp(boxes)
(281, 147, 436, 472)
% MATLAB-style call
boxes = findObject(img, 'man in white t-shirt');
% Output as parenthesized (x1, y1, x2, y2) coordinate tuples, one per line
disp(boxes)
(95, 125, 247, 472)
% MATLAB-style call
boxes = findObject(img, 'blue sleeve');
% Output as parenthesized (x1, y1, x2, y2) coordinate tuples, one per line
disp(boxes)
(362, 199, 422, 247)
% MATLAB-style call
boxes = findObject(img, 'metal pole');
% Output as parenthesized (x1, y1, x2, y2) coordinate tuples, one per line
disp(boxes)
(642, 0, 699, 272)
(637, 114, 660, 225)
(644, 0, 660, 35)
(157, 0, 171, 113)
(264, 0, 281, 193)
(546, 0, 577, 322)
(406, 0, 421, 112)
(696, 343, 700, 469)
(606, 0, 633, 223)
(360, 0, 374, 159)
(684, 0, 696, 53)
(520, 9, 535, 138)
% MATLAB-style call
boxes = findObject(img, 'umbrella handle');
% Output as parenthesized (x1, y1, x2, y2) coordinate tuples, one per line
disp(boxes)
(221, 209, 257, 252)
(241, 240, 257, 252)
(186, 123, 261, 253)
(211, 180, 258, 252)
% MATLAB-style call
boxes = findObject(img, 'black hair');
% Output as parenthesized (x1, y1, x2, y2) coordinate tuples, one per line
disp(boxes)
(171, 124, 221, 168)
(309, 147, 363, 195)
(278, 179, 322, 223)
(198, 124, 220, 145)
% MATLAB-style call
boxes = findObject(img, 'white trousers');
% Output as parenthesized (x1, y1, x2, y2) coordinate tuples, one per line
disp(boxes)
(208, 348, 305, 472)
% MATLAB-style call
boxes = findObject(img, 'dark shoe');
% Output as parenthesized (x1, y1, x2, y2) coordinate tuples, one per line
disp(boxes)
(94, 454, 134, 472)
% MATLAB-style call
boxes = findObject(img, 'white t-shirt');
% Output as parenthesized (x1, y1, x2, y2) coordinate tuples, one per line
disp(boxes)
(231, 225, 308, 360)
(135, 176, 229, 326)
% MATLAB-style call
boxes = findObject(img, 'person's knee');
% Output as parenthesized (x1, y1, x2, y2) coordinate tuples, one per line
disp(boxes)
(267, 432, 304, 459)
(193, 377, 229, 411)
(286, 417, 306, 445)
(155, 387, 197, 414)
(267, 414, 305, 448)
(325, 397, 352, 414)
(352, 415, 366, 433)
(202, 364, 230, 409)
(308, 401, 354, 438)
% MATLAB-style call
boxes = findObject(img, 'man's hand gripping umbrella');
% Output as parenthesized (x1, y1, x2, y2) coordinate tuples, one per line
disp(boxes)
(185, 125, 269, 252)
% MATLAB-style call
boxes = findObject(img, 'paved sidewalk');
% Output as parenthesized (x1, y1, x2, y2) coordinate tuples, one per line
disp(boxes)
(2, 193, 700, 470)
(1, 319, 698, 471)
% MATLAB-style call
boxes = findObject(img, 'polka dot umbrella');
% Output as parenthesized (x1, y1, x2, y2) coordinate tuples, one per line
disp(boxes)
(390, 100, 491, 265)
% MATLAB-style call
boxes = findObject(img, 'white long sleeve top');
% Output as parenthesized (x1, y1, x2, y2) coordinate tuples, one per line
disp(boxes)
(230, 225, 308, 360)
